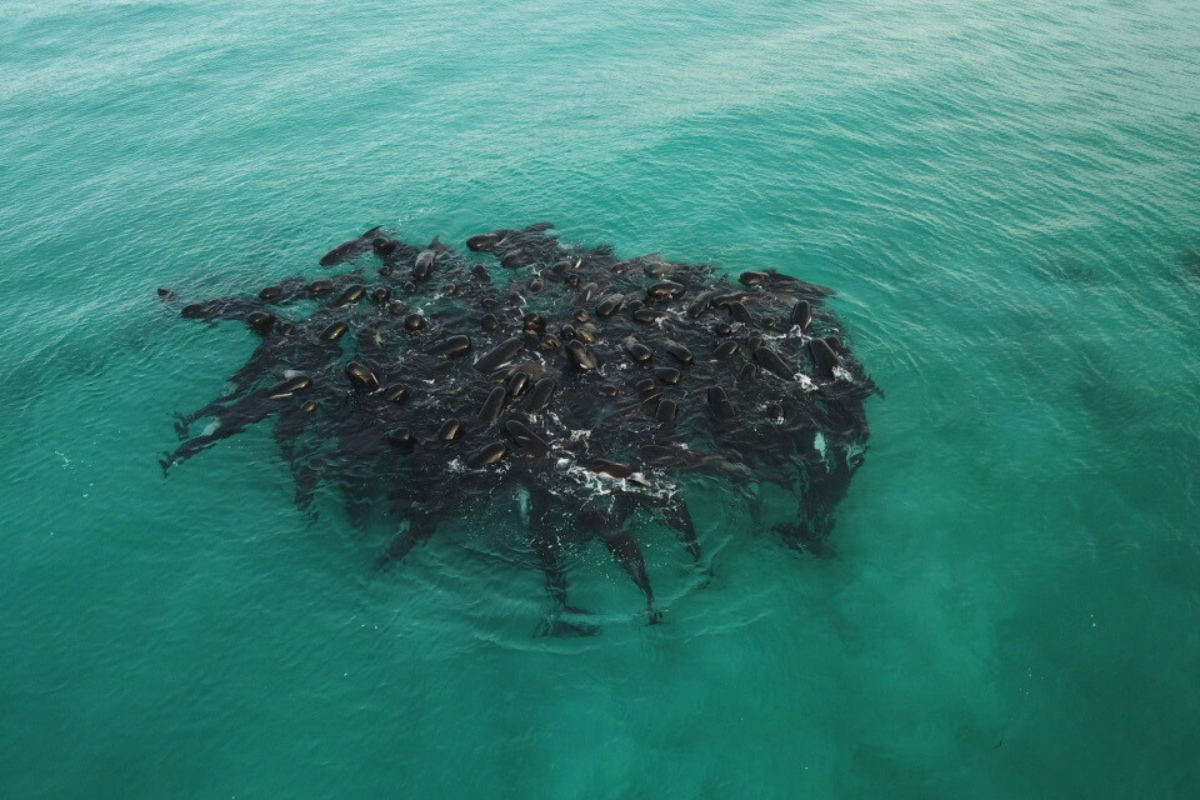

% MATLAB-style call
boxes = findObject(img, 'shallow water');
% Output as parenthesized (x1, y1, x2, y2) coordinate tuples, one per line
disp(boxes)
(2, 0, 1199, 797)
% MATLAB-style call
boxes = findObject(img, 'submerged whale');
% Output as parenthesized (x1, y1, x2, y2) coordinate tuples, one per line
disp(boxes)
(159, 221, 878, 631)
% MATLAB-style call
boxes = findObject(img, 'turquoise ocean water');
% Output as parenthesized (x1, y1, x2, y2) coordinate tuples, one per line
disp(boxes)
(2, 0, 1199, 796)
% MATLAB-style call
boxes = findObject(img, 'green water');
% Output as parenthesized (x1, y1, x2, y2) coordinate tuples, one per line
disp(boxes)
(3, 0, 1199, 796)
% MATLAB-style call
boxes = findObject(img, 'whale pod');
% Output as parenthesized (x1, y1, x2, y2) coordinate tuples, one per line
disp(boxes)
(164, 221, 875, 620)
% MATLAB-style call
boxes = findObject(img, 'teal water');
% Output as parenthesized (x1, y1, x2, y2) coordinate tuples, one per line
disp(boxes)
(3, 0, 1199, 796)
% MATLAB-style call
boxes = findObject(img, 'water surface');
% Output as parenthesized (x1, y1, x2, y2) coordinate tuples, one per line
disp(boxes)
(2, 0, 1199, 797)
